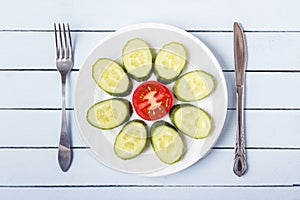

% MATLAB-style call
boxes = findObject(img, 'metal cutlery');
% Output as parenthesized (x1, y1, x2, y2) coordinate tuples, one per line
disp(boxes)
(233, 22, 247, 177)
(54, 23, 73, 172)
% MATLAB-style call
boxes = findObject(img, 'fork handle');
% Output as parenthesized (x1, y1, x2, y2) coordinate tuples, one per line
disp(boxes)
(233, 85, 247, 177)
(58, 74, 71, 172)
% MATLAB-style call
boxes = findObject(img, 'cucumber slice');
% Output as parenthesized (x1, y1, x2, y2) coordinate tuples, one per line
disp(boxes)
(173, 70, 214, 102)
(92, 58, 132, 96)
(154, 42, 186, 84)
(87, 98, 132, 130)
(169, 104, 212, 139)
(114, 120, 148, 160)
(122, 38, 152, 81)
(150, 121, 184, 164)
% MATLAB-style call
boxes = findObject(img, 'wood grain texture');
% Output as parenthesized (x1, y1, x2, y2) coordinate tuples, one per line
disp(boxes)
(0, 149, 299, 185)
(0, 187, 299, 200)
(1, 72, 300, 108)
(1, 32, 300, 70)
(0, 0, 299, 31)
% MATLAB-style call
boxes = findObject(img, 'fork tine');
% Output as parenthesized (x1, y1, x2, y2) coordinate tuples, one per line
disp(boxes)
(67, 24, 72, 59)
(62, 23, 69, 59)
(54, 23, 59, 59)
(58, 23, 64, 59)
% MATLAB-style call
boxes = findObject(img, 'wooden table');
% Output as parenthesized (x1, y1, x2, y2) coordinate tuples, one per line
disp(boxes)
(0, 0, 299, 199)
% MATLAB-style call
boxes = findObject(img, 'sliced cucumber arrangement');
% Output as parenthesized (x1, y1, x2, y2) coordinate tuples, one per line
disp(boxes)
(150, 121, 184, 164)
(173, 70, 214, 102)
(114, 120, 148, 160)
(122, 38, 153, 81)
(86, 38, 216, 164)
(170, 104, 212, 139)
(154, 42, 186, 84)
(92, 58, 132, 96)
(86, 98, 132, 130)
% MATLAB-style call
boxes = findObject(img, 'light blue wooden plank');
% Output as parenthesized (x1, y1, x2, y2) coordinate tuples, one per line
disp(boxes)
(17, 71, 300, 108)
(1, 110, 300, 148)
(0, 187, 299, 200)
(0, 71, 76, 108)
(202, 32, 300, 71)
(0, 0, 299, 30)
(0, 32, 54, 69)
(0, 110, 83, 147)
(1, 72, 300, 108)
(0, 32, 106, 69)
(225, 72, 300, 108)
(0, 149, 298, 185)
(217, 110, 300, 148)
(1, 32, 300, 71)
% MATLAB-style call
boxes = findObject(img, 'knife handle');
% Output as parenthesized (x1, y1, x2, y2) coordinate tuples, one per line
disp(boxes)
(233, 85, 247, 177)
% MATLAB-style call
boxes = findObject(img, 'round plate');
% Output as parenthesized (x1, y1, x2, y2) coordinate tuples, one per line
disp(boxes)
(74, 23, 228, 177)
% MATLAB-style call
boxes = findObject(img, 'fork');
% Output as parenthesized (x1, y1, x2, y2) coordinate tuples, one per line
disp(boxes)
(54, 23, 73, 172)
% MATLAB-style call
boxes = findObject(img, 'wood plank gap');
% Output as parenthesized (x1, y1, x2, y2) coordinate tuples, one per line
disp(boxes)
(0, 147, 298, 150)
(0, 69, 79, 72)
(2, 108, 300, 111)
(0, 29, 115, 33)
(0, 184, 297, 188)
(1, 29, 300, 33)
(212, 147, 300, 150)
(187, 30, 300, 33)
(0, 146, 89, 149)
(227, 108, 300, 111)
(0, 108, 74, 111)
(0, 69, 299, 73)
(223, 70, 300, 73)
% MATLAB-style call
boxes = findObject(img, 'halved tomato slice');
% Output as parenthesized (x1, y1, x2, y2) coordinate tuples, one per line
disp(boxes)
(132, 81, 173, 121)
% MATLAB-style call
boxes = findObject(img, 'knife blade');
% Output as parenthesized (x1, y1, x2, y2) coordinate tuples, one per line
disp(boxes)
(233, 22, 247, 177)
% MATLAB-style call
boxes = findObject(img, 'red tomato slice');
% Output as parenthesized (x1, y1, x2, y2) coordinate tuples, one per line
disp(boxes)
(132, 81, 173, 121)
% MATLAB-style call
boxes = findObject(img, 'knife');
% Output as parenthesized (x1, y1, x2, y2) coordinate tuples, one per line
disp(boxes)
(233, 22, 247, 177)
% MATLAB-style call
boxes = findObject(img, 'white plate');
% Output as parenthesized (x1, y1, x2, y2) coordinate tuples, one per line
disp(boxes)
(74, 23, 228, 177)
